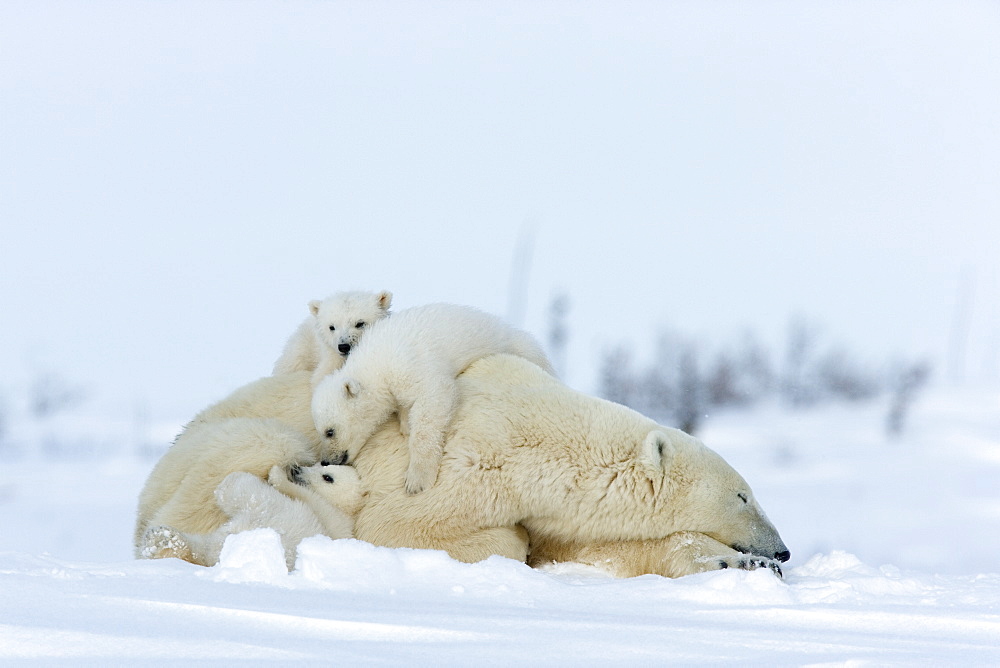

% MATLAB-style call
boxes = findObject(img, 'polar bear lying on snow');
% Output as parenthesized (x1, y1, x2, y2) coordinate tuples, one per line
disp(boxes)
(350, 353, 790, 577)
(136, 360, 789, 578)
(312, 303, 554, 495)
(136, 297, 790, 579)
(272, 290, 393, 385)
(140, 462, 367, 570)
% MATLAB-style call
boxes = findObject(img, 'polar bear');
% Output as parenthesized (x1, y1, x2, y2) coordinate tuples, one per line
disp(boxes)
(134, 371, 321, 552)
(348, 354, 790, 578)
(137, 358, 788, 578)
(141, 462, 368, 569)
(312, 303, 554, 495)
(272, 290, 393, 385)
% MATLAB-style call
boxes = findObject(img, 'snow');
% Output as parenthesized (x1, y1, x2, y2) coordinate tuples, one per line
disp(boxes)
(2, 385, 999, 663)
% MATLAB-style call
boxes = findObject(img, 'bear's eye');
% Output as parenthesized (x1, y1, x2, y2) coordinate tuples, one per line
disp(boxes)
(356, 321, 365, 328)
(325, 428, 335, 439)
(329, 325, 336, 331)
(737, 492, 748, 504)
(322, 474, 334, 483)
(320, 460, 331, 466)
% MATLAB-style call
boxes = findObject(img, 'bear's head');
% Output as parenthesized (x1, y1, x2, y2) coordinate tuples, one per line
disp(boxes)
(308, 290, 392, 360)
(311, 375, 389, 466)
(640, 429, 790, 564)
(277, 462, 369, 517)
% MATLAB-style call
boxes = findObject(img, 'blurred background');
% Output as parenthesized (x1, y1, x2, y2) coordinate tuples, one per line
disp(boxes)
(1, 1, 997, 574)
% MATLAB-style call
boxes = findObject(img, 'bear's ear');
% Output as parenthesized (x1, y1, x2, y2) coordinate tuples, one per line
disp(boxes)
(344, 378, 361, 398)
(308, 300, 322, 317)
(641, 430, 675, 470)
(376, 291, 393, 311)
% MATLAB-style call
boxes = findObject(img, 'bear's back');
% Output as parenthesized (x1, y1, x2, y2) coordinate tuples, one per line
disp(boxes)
(357, 304, 550, 377)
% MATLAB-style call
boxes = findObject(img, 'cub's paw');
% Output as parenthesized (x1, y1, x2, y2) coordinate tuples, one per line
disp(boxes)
(719, 554, 783, 578)
(267, 464, 297, 488)
(403, 476, 428, 496)
(403, 462, 437, 496)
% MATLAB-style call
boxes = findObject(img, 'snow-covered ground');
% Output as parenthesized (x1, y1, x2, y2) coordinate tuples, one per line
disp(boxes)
(1, 384, 998, 663)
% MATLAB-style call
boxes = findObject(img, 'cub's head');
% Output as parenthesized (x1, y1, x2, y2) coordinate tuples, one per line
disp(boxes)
(309, 290, 392, 359)
(281, 462, 369, 517)
(311, 375, 381, 465)
(641, 429, 790, 565)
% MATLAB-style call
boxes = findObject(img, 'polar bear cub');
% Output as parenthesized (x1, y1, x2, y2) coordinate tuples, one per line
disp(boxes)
(272, 290, 393, 385)
(312, 303, 554, 495)
(141, 463, 368, 570)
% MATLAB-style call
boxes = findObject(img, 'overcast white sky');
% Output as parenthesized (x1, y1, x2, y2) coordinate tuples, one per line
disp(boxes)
(2, 1, 998, 428)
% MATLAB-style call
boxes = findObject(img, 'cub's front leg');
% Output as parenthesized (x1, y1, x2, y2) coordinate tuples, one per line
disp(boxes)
(400, 389, 454, 495)
(267, 464, 313, 504)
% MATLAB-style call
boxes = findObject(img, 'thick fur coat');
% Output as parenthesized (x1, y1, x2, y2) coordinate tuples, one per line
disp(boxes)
(134, 371, 320, 552)
(312, 303, 554, 494)
(136, 356, 788, 578)
(349, 354, 789, 577)
(141, 463, 367, 569)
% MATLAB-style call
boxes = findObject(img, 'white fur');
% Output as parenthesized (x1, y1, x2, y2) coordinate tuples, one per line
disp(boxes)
(134, 371, 321, 551)
(272, 290, 392, 385)
(136, 358, 788, 579)
(349, 354, 790, 578)
(312, 303, 554, 495)
(140, 463, 367, 570)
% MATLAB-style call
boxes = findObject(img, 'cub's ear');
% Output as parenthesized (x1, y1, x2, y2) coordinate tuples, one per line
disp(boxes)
(308, 300, 322, 316)
(377, 290, 393, 311)
(345, 378, 361, 398)
(641, 430, 675, 470)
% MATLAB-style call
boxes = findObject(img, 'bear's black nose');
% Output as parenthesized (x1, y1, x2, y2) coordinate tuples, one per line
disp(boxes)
(775, 550, 791, 563)
(338, 343, 351, 355)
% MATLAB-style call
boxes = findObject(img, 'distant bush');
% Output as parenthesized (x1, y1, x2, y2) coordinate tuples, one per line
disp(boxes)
(598, 315, 931, 436)
(886, 360, 932, 438)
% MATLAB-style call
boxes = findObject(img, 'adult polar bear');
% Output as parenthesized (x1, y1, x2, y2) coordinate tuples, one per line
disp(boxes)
(350, 353, 790, 577)
(136, 353, 789, 577)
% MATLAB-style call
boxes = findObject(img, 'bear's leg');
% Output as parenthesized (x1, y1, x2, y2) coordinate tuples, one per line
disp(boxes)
(214, 471, 268, 516)
(140, 525, 195, 562)
(355, 491, 528, 562)
(266, 464, 302, 498)
(377, 524, 528, 563)
(401, 390, 454, 495)
(441, 524, 529, 563)
(528, 532, 783, 579)
(140, 524, 230, 567)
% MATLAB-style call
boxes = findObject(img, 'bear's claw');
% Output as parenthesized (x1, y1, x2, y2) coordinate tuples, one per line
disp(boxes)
(719, 555, 783, 578)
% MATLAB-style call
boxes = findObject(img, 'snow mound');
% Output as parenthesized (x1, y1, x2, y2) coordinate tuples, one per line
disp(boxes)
(211, 528, 289, 584)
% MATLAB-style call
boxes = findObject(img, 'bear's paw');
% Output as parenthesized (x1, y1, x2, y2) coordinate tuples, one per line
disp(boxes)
(718, 554, 783, 578)
(140, 525, 193, 561)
